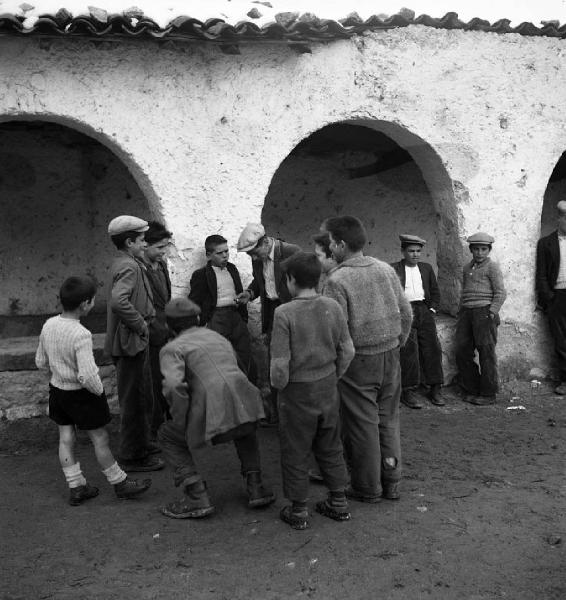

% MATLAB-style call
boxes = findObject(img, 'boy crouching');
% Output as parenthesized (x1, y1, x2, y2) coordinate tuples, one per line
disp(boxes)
(35, 276, 151, 506)
(270, 252, 355, 530)
(158, 298, 275, 518)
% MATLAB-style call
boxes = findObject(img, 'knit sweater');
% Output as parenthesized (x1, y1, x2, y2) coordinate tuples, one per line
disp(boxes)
(460, 258, 507, 314)
(35, 315, 104, 395)
(270, 295, 355, 389)
(323, 255, 413, 355)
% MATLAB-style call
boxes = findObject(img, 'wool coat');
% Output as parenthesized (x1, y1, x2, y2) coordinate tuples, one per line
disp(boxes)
(390, 260, 440, 311)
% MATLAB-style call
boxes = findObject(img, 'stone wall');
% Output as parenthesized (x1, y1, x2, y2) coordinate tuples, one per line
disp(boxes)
(0, 25, 566, 417)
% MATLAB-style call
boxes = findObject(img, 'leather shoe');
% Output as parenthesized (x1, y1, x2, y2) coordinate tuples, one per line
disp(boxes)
(429, 384, 446, 406)
(401, 389, 425, 409)
(554, 383, 566, 395)
(120, 456, 165, 472)
(462, 394, 496, 406)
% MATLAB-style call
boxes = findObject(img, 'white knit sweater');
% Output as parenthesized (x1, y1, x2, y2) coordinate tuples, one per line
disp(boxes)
(35, 315, 104, 396)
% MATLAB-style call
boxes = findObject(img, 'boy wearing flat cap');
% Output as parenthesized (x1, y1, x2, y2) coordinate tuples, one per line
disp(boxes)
(236, 223, 301, 424)
(391, 234, 445, 408)
(158, 298, 275, 519)
(105, 215, 164, 472)
(455, 232, 507, 405)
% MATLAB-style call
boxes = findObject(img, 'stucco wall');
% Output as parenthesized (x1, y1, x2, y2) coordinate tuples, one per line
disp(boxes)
(1, 26, 566, 377)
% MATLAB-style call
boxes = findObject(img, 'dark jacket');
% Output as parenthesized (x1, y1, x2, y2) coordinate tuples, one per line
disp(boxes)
(536, 230, 560, 311)
(390, 260, 440, 311)
(104, 252, 155, 358)
(189, 261, 247, 325)
(247, 239, 301, 332)
(144, 259, 172, 346)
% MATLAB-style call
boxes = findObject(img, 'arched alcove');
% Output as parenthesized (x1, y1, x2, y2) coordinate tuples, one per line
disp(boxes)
(262, 121, 460, 313)
(541, 151, 566, 235)
(0, 120, 157, 337)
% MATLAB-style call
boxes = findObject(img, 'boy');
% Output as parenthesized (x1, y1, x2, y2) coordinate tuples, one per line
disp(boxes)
(158, 297, 275, 519)
(391, 234, 445, 408)
(271, 252, 355, 530)
(455, 232, 507, 405)
(189, 234, 254, 379)
(143, 221, 173, 440)
(36, 276, 151, 505)
(105, 215, 164, 472)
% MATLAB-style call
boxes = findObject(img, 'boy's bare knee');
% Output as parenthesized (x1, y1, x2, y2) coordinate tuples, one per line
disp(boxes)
(87, 427, 109, 447)
(383, 457, 397, 470)
(58, 425, 76, 446)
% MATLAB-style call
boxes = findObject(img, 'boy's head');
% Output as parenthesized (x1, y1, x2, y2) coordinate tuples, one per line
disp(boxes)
(467, 232, 494, 264)
(144, 221, 172, 263)
(165, 297, 201, 334)
(400, 234, 426, 266)
(322, 216, 367, 263)
(312, 231, 336, 274)
(205, 235, 229, 268)
(282, 252, 321, 296)
(59, 276, 97, 313)
(108, 215, 149, 257)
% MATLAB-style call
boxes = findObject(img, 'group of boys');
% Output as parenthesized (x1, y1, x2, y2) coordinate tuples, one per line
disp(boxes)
(36, 210, 509, 530)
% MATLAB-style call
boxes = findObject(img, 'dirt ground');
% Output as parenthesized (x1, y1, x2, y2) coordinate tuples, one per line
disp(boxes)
(0, 382, 565, 600)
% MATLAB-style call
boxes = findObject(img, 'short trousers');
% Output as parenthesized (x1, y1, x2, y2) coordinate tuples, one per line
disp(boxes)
(48, 384, 112, 430)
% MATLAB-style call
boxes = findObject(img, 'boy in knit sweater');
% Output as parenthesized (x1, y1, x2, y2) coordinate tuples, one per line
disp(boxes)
(271, 252, 354, 530)
(455, 232, 507, 405)
(36, 276, 151, 506)
(322, 216, 412, 503)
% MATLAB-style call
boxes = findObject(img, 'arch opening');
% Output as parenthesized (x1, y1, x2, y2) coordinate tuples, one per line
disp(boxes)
(541, 151, 566, 236)
(262, 121, 461, 313)
(0, 120, 156, 338)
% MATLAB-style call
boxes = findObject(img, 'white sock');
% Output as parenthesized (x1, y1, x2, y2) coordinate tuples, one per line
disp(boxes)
(102, 461, 127, 486)
(62, 462, 87, 488)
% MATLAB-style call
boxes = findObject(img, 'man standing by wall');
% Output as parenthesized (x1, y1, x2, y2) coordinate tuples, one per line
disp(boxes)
(236, 223, 301, 424)
(322, 216, 413, 503)
(536, 200, 566, 394)
(391, 234, 445, 409)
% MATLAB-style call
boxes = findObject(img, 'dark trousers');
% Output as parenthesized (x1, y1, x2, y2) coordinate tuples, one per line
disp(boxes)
(400, 302, 444, 389)
(547, 290, 566, 381)
(278, 374, 348, 502)
(158, 420, 261, 488)
(208, 307, 256, 382)
(455, 306, 499, 397)
(149, 345, 171, 438)
(114, 348, 153, 461)
(338, 349, 402, 497)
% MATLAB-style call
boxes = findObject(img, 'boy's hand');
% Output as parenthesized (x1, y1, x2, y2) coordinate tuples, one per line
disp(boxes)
(236, 291, 252, 305)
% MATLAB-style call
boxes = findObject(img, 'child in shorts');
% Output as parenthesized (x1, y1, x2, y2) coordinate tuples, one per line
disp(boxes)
(270, 252, 355, 530)
(35, 276, 152, 506)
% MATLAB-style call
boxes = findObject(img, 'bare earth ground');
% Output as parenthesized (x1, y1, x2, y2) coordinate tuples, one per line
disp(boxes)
(0, 382, 565, 600)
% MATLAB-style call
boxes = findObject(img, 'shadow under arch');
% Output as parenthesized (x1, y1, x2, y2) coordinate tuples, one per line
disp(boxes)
(263, 119, 461, 314)
(541, 150, 566, 237)
(0, 116, 162, 337)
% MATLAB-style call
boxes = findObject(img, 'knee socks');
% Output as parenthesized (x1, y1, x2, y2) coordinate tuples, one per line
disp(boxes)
(102, 461, 127, 485)
(62, 462, 87, 488)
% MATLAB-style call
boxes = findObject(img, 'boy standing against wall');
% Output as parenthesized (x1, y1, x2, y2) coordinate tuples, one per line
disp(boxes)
(455, 232, 507, 405)
(36, 276, 151, 505)
(391, 234, 445, 408)
(105, 215, 164, 472)
(271, 253, 354, 530)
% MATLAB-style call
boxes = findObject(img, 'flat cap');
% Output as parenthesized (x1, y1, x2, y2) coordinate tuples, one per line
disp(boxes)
(400, 234, 426, 246)
(108, 215, 148, 236)
(467, 232, 495, 245)
(237, 223, 265, 252)
(164, 298, 201, 318)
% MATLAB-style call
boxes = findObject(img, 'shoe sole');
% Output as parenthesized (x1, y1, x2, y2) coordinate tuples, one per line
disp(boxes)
(248, 494, 276, 508)
(69, 487, 99, 506)
(401, 402, 423, 409)
(315, 502, 351, 521)
(116, 480, 152, 500)
(161, 505, 215, 519)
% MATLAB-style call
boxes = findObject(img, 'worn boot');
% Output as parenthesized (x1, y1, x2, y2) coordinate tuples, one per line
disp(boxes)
(315, 492, 351, 522)
(245, 471, 276, 508)
(114, 476, 152, 500)
(161, 480, 215, 519)
(69, 483, 99, 506)
(429, 384, 446, 406)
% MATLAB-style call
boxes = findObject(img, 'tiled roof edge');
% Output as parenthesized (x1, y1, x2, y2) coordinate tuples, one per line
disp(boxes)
(0, 10, 565, 41)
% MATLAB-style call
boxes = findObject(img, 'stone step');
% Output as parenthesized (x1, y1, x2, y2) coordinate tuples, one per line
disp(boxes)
(0, 333, 111, 371)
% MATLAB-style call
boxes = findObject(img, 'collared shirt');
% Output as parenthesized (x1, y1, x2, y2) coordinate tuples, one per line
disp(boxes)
(555, 233, 566, 289)
(404, 265, 425, 302)
(212, 265, 237, 307)
(263, 241, 278, 300)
